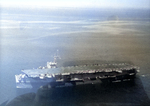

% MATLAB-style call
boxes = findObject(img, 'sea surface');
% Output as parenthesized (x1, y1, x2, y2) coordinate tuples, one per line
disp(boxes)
(0, 7, 150, 105)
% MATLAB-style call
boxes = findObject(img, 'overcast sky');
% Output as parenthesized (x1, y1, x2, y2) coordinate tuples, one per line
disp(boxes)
(1, 0, 150, 9)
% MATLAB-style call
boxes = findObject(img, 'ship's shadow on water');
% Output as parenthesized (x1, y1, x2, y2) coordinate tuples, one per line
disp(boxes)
(33, 76, 150, 106)
(6, 76, 150, 106)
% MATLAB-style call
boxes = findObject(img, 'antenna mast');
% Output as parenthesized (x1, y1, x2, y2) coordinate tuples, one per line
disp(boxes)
(53, 49, 61, 63)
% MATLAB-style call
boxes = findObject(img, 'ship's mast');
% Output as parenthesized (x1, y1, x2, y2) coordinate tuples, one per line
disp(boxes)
(53, 49, 61, 63)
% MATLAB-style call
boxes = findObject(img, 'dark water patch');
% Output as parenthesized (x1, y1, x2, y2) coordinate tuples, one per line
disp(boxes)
(35, 77, 150, 106)
(140, 74, 150, 99)
(6, 93, 36, 106)
(5, 76, 150, 106)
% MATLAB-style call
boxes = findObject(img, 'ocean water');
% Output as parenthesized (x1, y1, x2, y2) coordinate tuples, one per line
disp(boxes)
(0, 7, 150, 105)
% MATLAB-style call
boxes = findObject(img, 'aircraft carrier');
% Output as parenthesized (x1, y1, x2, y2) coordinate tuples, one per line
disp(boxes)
(15, 62, 140, 88)
(15, 51, 140, 88)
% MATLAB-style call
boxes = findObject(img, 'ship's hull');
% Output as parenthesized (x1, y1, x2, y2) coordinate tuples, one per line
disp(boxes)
(15, 63, 139, 88)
